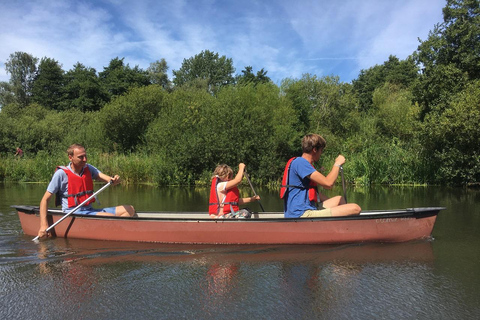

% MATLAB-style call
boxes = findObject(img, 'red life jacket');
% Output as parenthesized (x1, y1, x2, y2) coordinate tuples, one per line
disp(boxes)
(57, 165, 96, 208)
(208, 176, 240, 215)
(280, 157, 318, 202)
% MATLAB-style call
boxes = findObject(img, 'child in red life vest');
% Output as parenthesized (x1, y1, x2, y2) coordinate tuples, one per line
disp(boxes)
(209, 163, 260, 218)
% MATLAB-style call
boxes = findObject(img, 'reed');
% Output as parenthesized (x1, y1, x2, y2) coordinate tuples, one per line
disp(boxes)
(0, 148, 429, 186)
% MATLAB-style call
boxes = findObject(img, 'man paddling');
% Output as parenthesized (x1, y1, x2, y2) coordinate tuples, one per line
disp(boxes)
(37, 144, 136, 239)
(281, 134, 361, 218)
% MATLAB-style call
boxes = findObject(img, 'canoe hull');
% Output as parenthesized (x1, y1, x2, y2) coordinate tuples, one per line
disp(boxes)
(15, 206, 442, 245)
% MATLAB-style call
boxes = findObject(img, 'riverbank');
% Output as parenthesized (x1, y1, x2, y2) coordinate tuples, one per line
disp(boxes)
(3, 152, 477, 187)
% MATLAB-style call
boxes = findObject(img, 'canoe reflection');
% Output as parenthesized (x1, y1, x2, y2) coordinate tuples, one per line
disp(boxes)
(36, 241, 99, 307)
(36, 238, 434, 265)
(34, 239, 434, 315)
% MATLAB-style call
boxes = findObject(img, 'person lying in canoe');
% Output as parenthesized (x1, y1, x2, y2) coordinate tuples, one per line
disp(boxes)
(209, 163, 261, 218)
(281, 133, 361, 218)
(37, 143, 136, 239)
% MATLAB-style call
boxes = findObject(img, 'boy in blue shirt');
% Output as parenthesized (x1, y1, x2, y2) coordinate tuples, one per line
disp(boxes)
(281, 134, 361, 218)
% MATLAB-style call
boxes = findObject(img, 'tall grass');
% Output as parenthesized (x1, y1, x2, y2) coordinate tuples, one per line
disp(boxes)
(0, 151, 208, 186)
(0, 151, 64, 182)
(1, 149, 428, 187)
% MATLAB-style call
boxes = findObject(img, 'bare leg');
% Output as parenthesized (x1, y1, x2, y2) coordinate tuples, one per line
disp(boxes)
(115, 205, 137, 217)
(322, 195, 360, 216)
(330, 203, 362, 216)
(95, 211, 115, 216)
(322, 196, 345, 208)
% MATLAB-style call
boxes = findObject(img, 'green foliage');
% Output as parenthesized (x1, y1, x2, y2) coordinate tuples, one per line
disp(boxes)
(353, 55, 419, 112)
(372, 83, 421, 140)
(31, 57, 64, 110)
(421, 81, 480, 184)
(99, 57, 151, 97)
(4, 51, 38, 107)
(281, 74, 360, 138)
(0, 81, 15, 107)
(442, 0, 480, 78)
(99, 85, 167, 152)
(0, 149, 63, 182)
(1, 0, 479, 186)
(236, 66, 271, 86)
(172, 50, 235, 93)
(60, 63, 108, 111)
(145, 83, 297, 184)
(0, 102, 101, 155)
(414, 0, 480, 111)
(413, 63, 469, 116)
(147, 59, 171, 90)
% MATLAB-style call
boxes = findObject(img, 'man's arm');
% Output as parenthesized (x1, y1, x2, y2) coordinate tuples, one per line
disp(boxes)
(38, 191, 53, 238)
(97, 171, 121, 186)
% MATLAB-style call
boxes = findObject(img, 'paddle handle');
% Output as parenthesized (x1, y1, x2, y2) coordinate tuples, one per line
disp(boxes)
(33, 181, 113, 241)
(244, 170, 265, 212)
(340, 166, 348, 204)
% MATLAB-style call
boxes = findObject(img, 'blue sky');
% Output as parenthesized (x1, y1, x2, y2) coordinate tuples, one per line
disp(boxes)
(0, 0, 445, 85)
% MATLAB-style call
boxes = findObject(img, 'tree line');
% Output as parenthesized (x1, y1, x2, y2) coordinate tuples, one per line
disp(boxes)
(1, 0, 479, 186)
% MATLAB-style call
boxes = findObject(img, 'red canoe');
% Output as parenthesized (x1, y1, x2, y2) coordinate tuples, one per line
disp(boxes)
(13, 205, 444, 245)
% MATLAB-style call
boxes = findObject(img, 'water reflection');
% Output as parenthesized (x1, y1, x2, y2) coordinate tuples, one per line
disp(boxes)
(28, 238, 437, 318)
(2, 183, 480, 319)
(29, 238, 435, 265)
(35, 240, 100, 310)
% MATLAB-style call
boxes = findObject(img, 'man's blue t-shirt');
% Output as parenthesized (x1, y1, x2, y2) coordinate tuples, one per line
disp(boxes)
(47, 163, 101, 212)
(283, 157, 317, 218)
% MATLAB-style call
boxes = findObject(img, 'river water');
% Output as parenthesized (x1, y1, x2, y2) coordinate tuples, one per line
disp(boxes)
(1, 182, 479, 319)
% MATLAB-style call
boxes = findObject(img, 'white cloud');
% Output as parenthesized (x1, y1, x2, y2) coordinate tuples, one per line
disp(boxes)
(357, 0, 444, 70)
(0, 0, 446, 84)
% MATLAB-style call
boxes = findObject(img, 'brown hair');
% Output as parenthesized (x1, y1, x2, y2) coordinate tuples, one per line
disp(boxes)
(213, 164, 233, 180)
(301, 134, 326, 153)
(67, 144, 85, 156)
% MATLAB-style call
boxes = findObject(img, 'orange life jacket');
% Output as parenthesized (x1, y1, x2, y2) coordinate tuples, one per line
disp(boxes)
(280, 157, 318, 202)
(57, 165, 96, 208)
(208, 176, 240, 215)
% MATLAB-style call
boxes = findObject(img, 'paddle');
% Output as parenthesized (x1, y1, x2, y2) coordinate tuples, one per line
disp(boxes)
(339, 166, 348, 203)
(244, 170, 265, 212)
(33, 181, 113, 242)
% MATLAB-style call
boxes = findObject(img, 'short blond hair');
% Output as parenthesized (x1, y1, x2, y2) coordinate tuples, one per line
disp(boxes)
(213, 164, 233, 180)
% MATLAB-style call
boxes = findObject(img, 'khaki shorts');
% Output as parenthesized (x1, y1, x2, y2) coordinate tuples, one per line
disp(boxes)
(301, 208, 332, 218)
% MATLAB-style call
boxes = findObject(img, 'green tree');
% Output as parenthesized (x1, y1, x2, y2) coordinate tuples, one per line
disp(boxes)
(172, 50, 235, 93)
(281, 74, 359, 139)
(31, 57, 65, 110)
(353, 55, 419, 112)
(372, 83, 421, 140)
(441, 0, 480, 78)
(0, 103, 21, 152)
(0, 102, 67, 154)
(60, 63, 108, 111)
(414, 0, 480, 114)
(280, 75, 317, 134)
(4, 52, 38, 107)
(147, 59, 171, 90)
(0, 82, 15, 108)
(413, 0, 480, 184)
(99, 85, 167, 152)
(145, 83, 297, 184)
(236, 66, 271, 86)
(99, 57, 150, 97)
(422, 81, 480, 184)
